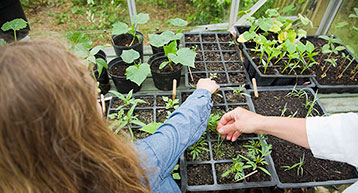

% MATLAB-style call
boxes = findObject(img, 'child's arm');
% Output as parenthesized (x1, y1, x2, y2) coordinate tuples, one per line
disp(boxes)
(135, 79, 219, 191)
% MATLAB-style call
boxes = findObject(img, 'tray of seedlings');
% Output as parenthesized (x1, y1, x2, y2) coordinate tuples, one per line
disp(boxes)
(248, 87, 358, 188)
(183, 32, 252, 88)
(180, 87, 277, 192)
(234, 9, 317, 87)
(301, 35, 358, 93)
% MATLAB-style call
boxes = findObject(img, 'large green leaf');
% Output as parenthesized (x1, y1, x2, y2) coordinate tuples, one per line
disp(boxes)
(164, 41, 178, 56)
(140, 122, 162, 134)
(306, 41, 315, 53)
(169, 48, 196, 68)
(149, 34, 167, 47)
(296, 41, 306, 53)
(162, 31, 182, 41)
(90, 45, 105, 56)
(284, 40, 296, 54)
(298, 14, 313, 27)
(265, 9, 279, 17)
(66, 32, 92, 49)
(96, 58, 108, 77)
(1, 18, 27, 32)
(112, 22, 129, 35)
(126, 63, 150, 86)
(131, 13, 149, 24)
(258, 18, 274, 32)
(121, 49, 140, 64)
(168, 18, 188, 26)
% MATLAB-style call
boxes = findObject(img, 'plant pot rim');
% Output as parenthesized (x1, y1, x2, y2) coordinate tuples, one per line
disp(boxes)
(111, 31, 144, 49)
(107, 57, 128, 78)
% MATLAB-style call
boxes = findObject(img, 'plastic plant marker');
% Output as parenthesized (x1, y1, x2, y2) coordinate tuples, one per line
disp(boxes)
(172, 79, 177, 100)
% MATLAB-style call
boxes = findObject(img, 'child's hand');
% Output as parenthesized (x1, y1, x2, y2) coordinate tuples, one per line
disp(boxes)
(196, 78, 220, 94)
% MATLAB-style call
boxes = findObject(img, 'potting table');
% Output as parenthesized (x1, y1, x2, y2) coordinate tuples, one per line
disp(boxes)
(102, 46, 358, 114)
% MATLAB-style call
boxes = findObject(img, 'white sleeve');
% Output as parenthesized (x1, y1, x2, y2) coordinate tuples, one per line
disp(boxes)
(306, 112, 358, 167)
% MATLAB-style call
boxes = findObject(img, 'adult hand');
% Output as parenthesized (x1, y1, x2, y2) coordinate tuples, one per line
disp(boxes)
(196, 78, 220, 94)
(217, 107, 264, 141)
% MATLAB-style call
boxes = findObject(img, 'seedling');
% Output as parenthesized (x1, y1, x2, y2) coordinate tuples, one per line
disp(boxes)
(286, 86, 307, 99)
(171, 164, 181, 180)
(338, 51, 356, 79)
(120, 49, 150, 86)
(214, 134, 225, 158)
(160, 41, 197, 71)
(206, 113, 221, 134)
(319, 35, 345, 78)
(162, 96, 179, 110)
(280, 103, 298, 118)
(188, 135, 209, 160)
(1, 18, 27, 41)
(305, 91, 320, 117)
(230, 85, 250, 98)
(228, 41, 235, 46)
(209, 73, 218, 80)
(140, 122, 162, 135)
(221, 155, 251, 180)
(112, 13, 149, 46)
(109, 90, 146, 109)
(281, 154, 305, 176)
(239, 143, 271, 176)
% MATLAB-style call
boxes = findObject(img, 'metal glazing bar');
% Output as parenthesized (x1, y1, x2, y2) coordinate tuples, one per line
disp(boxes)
(316, 0, 343, 35)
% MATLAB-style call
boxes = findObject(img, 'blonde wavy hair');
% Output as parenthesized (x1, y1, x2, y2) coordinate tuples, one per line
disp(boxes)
(0, 41, 150, 193)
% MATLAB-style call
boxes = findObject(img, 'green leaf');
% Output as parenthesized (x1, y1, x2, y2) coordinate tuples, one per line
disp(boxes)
(0, 38, 6, 46)
(162, 96, 169, 102)
(161, 31, 181, 42)
(297, 29, 307, 38)
(318, 35, 330, 41)
(172, 173, 181, 180)
(140, 122, 162, 134)
(269, 20, 283, 33)
(335, 22, 349, 28)
(112, 22, 129, 35)
(297, 41, 306, 53)
(298, 14, 313, 27)
(90, 45, 105, 56)
(346, 45, 355, 55)
(284, 40, 296, 54)
(164, 41, 178, 56)
(149, 34, 167, 47)
(1, 18, 27, 32)
(121, 49, 140, 64)
(126, 63, 150, 86)
(66, 31, 92, 49)
(258, 167, 271, 176)
(169, 48, 196, 68)
(286, 30, 296, 42)
(258, 18, 274, 32)
(168, 18, 188, 26)
(306, 41, 315, 53)
(281, 4, 295, 14)
(131, 119, 146, 127)
(131, 13, 149, 24)
(322, 44, 331, 54)
(159, 61, 169, 70)
(353, 26, 358, 31)
(96, 58, 108, 76)
(336, 46, 346, 52)
(265, 9, 279, 17)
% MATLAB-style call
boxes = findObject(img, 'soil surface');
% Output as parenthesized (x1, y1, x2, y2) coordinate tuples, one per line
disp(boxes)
(113, 34, 139, 47)
(215, 163, 236, 184)
(192, 62, 206, 71)
(187, 164, 214, 186)
(207, 62, 225, 71)
(212, 141, 236, 160)
(212, 73, 228, 84)
(196, 52, 204, 61)
(203, 43, 219, 50)
(302, 37, 358, 85)
(150, 57, 182, 73)
(136, 96, 154, 107)
(223, 52, 240, 61)
(204, 52, 222, 61)
(212, 93, 225, 104)
(252, 90, 358, 183)
(218, 34, 233, 42)
(109, 63, 131, 76)
(186, 43, 202, 51)
(224, 91, 246, 103)
(228, 72, 248, 84)
(220, 43, 236, 51)
(185, 142, 211, 162)
(190, 73, 207, 85)
(202, 34, 217, 42)
(245, 167, 271, 182)
(185, 34, 200, 42)
(155, 95, 172, 107)
(133, 109, 153, 124)
(225, 62, 244, 71)
(156, 108, 174, 123)
(133, 130, 151, 140)
(211, 106, 226, 117)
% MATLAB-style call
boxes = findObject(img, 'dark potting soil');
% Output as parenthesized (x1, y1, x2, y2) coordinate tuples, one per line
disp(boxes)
(109, 63, 131, 76)
(220, 43, 236, 51)
(181, 92, 191, 103)
(114, 34, 139, 47)
(187, 164, 214, 186)
(303, 38, 358, 85)
(192, 62, 206, 71)
(202, 34, 217, 42)
(251, 91, 322, 118)
(223, 52, 240, 61)
(228, 72, 248, 84)
(245, 167, 271, 182)
(212, 141, 236, 160)
(205, 52, 222, 61)
(213, 73, 229, 84)
(215, 163, 236, 184)
(133, 109, 153, 124)
(227, 105, 250, 112)
(196, 52, 204, 61)
(156, 108, 174, 123)
(207, 62, 225, 71)
(225, 62, 244, 71)
(212, 93, 225, 104)
(133, 130, 151, 140)
(155, 95, 177, 107)
(252, 90, 357, 183)
(203, 43, 219, 50)
(211, 106, 226, 117)
(190, 73, 207, 85)
(185, 142, 211, 161)
(218, 34, 233, 42)
(151, 57, 182, 73)
(186, 43, 201, 51)
(185, 34, 200, 42)
(224, 91, 246, 103)
(112, 99, 124, 109)
(136, 96, 154, 107)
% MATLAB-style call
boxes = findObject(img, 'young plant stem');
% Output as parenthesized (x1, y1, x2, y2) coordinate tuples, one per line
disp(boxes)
(14, 30, 17, 41)
(129, 24, 137, 47)
(338, 58, 354, 78)
(168, 61, 174, 71)
(351, 69, 358, 79)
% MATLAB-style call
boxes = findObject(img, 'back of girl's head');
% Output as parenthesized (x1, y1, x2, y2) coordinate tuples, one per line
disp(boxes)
(0, 41, 150, 193)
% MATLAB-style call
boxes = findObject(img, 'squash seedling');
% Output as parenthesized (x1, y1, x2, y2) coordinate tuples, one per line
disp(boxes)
(319, 35, 345, 78)
(171, 164, 181, 180)
(1, 18, 27, 42)
(281, 154, 305, 176)
(112, 13, 149, 47)
(159, 40, 197, 71)
(120, 49, 151, 86)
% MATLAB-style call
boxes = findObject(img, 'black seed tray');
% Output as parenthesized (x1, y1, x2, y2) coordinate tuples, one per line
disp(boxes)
(247, 87, 358, 188)
(180, 88, 277, 192)
(183, 32, 252, 88)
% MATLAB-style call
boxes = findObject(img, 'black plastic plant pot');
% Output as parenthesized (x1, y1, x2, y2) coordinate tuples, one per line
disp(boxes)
(301, 35, 358, 93)
(247, 87, 358, 188)
(242, 48, 315, 86)
(108, 57, 141, 94)
(151, 39, 180, 55)
(180, 88, 277, 192)
(149, 55, 182, 91)
(111, 31, 144, 61)
(94, 50, 109, 84)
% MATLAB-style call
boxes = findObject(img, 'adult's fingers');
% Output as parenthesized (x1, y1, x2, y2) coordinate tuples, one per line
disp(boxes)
(231, 131, 241, 142)
(217, 111, 235, 129)
(218, 122, 237, 135)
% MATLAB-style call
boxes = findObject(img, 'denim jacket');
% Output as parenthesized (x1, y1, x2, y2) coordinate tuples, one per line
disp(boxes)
(135, 89, 213, 193)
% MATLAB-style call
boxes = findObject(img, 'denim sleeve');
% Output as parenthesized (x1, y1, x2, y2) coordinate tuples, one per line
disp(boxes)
(135, 89, 213, 192)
